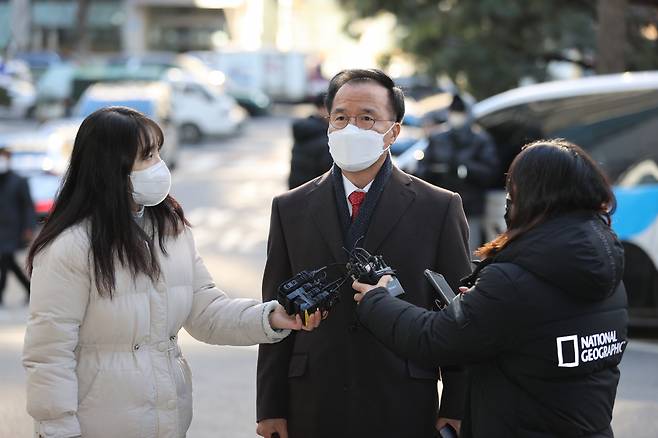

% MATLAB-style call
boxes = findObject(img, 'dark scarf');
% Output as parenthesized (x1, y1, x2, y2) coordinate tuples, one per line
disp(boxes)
(332, 154, 393, 250)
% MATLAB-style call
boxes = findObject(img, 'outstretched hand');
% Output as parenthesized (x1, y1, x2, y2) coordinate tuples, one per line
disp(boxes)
(353, 275, 392, 303)
(269, 304, 322, 331)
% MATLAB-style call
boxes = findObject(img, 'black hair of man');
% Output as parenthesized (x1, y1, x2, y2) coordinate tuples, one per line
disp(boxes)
(0, 147, 10, 157)
(325, 69, 405, 122)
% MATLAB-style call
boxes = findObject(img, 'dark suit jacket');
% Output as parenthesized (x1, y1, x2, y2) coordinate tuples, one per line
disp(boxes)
(257, 165, 472, 438)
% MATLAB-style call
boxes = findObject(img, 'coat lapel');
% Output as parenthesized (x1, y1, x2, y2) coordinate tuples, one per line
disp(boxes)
(363, 167, 416, 253)
(309, 172, 349, 263)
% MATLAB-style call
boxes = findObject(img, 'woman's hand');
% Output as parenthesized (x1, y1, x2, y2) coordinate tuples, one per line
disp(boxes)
(269, 304, 322, 331)
(353, 275, 392, 303)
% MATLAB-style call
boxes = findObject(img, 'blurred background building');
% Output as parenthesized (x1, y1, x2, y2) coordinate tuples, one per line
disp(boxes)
(0, 0, 400, 74)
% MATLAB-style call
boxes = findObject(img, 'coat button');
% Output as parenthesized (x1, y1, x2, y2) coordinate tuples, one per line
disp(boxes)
(167, 400, 177, 410)
(158, 342, 168, 352)
(133, 344, 140, 351)
(169, 335, 176, 341)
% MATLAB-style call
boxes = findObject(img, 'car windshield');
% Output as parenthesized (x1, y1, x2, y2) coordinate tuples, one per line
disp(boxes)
(75, 99, 155, 118)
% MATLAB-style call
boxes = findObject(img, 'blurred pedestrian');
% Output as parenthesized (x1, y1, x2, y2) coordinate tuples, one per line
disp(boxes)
(354, 140, 628, 438)
(288, 92, 332, 189)
(0, 146, 35, 305)
(22, 107, 321, 438)
(418, 94, 500, 253)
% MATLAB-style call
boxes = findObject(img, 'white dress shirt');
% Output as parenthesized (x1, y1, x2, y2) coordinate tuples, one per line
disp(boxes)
(342, 175, 374, 217)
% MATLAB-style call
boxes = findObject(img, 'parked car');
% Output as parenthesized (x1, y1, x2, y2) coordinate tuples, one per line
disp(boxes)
(165, 71, 247, 143)
(0, 76, 36, 118)
(107, 52, 270, 116)
(186, 51, 274, 115)
(396, 71, 658, 326)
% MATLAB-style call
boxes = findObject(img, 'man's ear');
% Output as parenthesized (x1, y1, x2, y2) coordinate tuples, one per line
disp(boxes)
(386, 122, 401, 147)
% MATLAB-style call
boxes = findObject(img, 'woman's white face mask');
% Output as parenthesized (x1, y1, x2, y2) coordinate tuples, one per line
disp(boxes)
(129, 159, 171, 207)
(328, 123, 396, 172)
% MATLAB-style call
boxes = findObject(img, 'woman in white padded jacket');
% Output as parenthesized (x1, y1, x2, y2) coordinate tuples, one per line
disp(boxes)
(22, 107, 321, 438)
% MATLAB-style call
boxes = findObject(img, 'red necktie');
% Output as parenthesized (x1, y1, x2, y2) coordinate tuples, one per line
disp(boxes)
(348, 191, 366, 222)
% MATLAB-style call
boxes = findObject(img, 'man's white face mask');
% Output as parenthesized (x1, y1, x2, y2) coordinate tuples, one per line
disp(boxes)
(328, 123, 395, 172)
(129, 159, 171, 207)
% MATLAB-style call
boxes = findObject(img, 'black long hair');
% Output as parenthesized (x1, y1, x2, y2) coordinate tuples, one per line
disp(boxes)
(477, 139, 615, 258)
(27, 107, 189, 297)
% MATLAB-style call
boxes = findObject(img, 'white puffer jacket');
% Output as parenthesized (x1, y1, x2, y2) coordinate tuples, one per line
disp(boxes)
(23, 223, 288, 438)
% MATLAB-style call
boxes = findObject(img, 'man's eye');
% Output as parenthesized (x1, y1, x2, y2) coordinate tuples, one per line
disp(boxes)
(333, 115, 347, 121)
(359, 115, 374, 122)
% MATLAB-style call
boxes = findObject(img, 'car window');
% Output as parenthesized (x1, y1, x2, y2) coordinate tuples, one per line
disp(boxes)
(478, 90, 658, 187)
(183, 83, 214, 101)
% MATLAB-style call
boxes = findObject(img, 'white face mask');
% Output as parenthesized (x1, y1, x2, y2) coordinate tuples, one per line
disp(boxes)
(328, 123, 395, 172)
(129, 159, 171, 207)
(0, 157, 9, 174)
(448, 113, 468, 129)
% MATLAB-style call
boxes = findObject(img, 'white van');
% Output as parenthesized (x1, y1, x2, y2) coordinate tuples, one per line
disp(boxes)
(166, 74, 247, 143)
(396, 71, 658, 326)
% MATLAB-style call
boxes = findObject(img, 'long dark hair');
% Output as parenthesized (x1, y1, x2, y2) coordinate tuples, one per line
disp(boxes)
(27, 107, 189, 297)
(477, 139, 615, 259)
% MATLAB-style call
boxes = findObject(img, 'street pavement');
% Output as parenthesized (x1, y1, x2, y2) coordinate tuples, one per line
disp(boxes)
(1, 113, 657, 437)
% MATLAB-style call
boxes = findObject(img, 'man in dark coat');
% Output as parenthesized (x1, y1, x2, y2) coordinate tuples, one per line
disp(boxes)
(418, 94, 500, 252)
(257, 69, 472, 438)
(0, 147, 36, 305)
(288, 93, 333, 189)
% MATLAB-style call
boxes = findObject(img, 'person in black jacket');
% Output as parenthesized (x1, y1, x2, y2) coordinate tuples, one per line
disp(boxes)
(417, 94, 500, 252)
(0, 147, 36, 305)
(353, 139, 628, 438)
(288, 93, 333, 189)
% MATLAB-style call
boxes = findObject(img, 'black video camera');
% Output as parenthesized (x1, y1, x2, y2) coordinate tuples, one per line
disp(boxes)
(277, 247, 405, 324)
(277, 267, 344, 324)
(345, 247, 405, 297)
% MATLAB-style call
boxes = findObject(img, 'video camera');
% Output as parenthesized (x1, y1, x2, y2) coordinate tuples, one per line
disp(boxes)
(277, 267, 344, 324)
(277, 247, 405, 324)
(344, 247, 405, 298)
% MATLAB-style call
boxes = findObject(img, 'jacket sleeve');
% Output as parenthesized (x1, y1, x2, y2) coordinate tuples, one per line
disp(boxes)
(183, 228, 289, 346)
(22, 230, 89, 438)
(256, 197, 296, 421)
(357, 264, 517, 367)
(433, 192, 472, 419)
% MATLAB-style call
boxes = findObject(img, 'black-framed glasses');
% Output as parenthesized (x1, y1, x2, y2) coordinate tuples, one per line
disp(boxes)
(327, 113, 395, 130)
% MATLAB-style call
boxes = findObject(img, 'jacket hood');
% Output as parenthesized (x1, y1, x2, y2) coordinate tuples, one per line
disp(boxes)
(494, 212, 625, 301)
